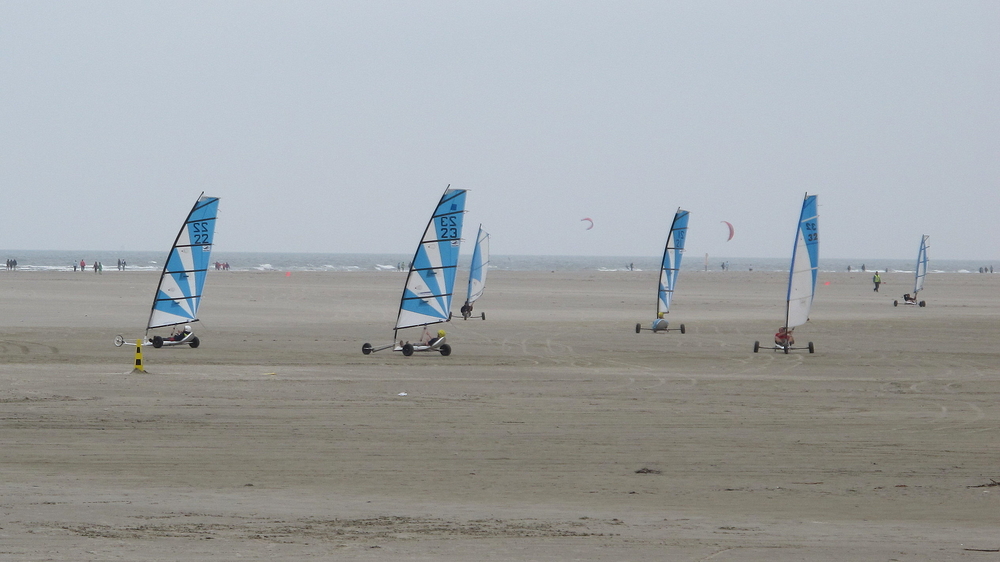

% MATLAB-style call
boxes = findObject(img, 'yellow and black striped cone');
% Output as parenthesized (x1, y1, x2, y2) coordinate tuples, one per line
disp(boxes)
(133, 339, 145, 373)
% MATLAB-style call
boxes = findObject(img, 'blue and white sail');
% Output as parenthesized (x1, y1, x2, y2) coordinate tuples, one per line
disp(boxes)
(466, 225, 490, 305)
(147, 194, 220, 332)
(395, 187, 467, 330)
(785, 193, 819, 329)
(913, 235, 929, 295)
(657, 208, 690, 316)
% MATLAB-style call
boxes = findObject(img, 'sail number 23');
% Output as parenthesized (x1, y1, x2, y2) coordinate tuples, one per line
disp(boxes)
(190, 221, 213, 244)
(438, 216, 459, 239)
(804, 221, 818, 242)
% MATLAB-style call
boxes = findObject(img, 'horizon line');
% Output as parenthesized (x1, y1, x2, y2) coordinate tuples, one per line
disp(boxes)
(0, 249, 995, 262)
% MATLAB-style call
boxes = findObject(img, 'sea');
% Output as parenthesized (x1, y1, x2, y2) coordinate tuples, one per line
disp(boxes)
(0, 250, 994, 275)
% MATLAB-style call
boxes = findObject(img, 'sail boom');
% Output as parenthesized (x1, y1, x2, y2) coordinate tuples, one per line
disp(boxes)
(148, 319, 201, 329)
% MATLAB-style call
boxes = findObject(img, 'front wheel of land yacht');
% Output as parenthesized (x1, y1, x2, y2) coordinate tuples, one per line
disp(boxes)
(362, 343, 373, 355)
(152, 336, 163, 349)
(635, 323, 642, 334)
(784, 345, 789, 354)
(893, 300, 898, 307)
(808, 342, 815, 354)
(919, 301, 926, 307)
(189, 336, 200, 348)
(679, 324, 686, 334)
(753, 341, 760, 353)
(402, 343, 414, 356)
(439, 344, 452, 356)
(114, 335, 125, 347)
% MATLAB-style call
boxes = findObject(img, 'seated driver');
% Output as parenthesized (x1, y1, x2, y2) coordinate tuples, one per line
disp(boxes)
(774, 326, 795, 346)
(903, 293, 916, 303)
(420, 327, 446, 346)
(651, 312, 669, 331)
(460, 301, 473, 318)
(429, 329, 446, 346)
(169, 325, 192, 341)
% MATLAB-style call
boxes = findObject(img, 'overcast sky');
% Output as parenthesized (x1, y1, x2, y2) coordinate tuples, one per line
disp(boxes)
(1, 1, 997, 259)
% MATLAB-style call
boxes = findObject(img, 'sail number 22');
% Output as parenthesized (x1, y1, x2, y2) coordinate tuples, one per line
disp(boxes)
(190, 221, 213, 244)
(438, 216, 459, 239)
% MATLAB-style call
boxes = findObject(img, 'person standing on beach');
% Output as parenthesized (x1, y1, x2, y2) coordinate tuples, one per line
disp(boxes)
(872, 271, 881, 292)
(80, 259, 85, 272)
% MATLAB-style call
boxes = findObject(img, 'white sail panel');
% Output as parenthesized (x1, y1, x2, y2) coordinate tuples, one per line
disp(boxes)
(657, 267, 670, 315)
(914, 235, 929, 294)
(467, 226, 490, 304)
(786, 229, 813, 327)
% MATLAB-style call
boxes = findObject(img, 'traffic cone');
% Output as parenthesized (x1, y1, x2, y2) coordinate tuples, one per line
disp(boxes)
(133, 339, 145, 373)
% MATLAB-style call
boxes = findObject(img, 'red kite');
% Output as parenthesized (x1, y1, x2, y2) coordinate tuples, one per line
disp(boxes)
(721, 221, 734, 241)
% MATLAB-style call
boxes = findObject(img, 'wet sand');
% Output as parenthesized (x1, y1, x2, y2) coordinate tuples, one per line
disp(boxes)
(1, 269, 998, 560)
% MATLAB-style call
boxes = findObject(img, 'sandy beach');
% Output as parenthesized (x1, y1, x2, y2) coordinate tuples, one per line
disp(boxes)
(1, 268, 998, 560)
